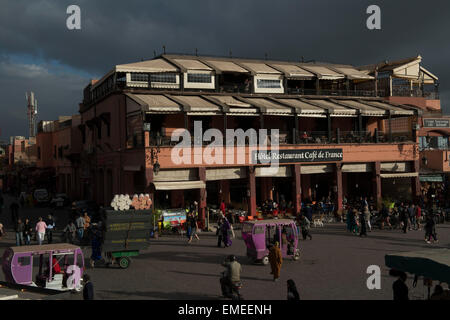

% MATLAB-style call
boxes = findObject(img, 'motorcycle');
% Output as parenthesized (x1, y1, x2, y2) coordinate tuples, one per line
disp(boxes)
(220, 257, 243, 300)
(220, 271, 243, 300)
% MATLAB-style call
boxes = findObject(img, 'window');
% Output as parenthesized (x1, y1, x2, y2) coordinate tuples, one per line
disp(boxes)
(107, 122, 111, 137)
(150, 73, 177, 83)
(257, 79, 281, 88)
(38, 147, 41, 160)
(18, 256, 31, 266)
(242, 224, 253, 234)
(58, 146, 63, 159)
(130, 73, 149, 82)
(187, 73, 212, 83)
(254, 226, 265, 234)
(54, 146, 57, 159)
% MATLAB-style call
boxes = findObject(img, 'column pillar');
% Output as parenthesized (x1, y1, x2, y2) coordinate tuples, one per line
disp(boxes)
(219, 180, 230, 204)
(336, 163, 343, 213)
(374, 161, 382, 209)
(412, 160, 421, 201)
(198, 167, 207, 228)
(293, 164, 302, 215)
(248, 166, 257, 217)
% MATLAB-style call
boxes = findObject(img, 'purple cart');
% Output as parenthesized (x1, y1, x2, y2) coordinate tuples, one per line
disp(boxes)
(242, 219, 300, 265)
(2, 243, 85, 292)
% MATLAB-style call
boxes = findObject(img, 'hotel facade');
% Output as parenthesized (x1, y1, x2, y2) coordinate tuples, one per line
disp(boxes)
(36, 53, 448, 224)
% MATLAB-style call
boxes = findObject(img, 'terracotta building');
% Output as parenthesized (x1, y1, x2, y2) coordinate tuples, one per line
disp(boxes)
(70, 53, 447, 225)
(35, 115, 83, 199)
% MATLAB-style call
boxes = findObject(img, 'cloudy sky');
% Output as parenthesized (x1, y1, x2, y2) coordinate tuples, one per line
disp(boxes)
(0, 0, 449, 140)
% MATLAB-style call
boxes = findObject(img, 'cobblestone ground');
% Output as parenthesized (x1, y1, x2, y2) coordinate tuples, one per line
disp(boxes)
(0, 193, 448, 300)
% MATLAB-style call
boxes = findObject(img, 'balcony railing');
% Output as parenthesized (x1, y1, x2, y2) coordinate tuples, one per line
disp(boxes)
(286, 88, 385, 97)
(147, 130, 413, 147)
(392, 86, 439, 99)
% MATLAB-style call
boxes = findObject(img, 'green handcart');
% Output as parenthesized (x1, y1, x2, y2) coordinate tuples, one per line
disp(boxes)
(101, 209, 153, 269)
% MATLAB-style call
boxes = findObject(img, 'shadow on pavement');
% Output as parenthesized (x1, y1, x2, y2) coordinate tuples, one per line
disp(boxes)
(97, 289, 219, 300)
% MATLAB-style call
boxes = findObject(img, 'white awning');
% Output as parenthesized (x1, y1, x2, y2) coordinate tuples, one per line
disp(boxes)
(380, 173, 418, 178)
(126, 94, 182, 113)
(243, 98, 293, 115)
(299, 65, 345, 80)
(153, 181, 206, 190)
(269, 64, 315, 79)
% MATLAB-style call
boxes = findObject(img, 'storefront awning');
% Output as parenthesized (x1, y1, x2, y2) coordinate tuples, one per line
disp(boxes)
(419, 175, 444, 182)
(380, 172, 419, 178)
(153, 181, 206, 190)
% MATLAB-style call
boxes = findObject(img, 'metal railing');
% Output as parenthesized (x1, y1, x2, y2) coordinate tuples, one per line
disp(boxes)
(146, 129, 414, 147)
(287, 88, 385, 97)
(392, 86, 439, 99)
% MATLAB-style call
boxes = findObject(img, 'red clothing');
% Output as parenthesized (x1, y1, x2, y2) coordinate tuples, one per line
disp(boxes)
(416, 206, 421, 218)
(52, 258, 61, 274)
(220, 202, 226, 215)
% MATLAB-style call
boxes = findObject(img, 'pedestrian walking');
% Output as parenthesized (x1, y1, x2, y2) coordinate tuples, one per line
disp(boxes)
(63, 221, 76, 244)
(399, 204, 408, 234)
(363, 206, 371, 232)
(35, 217, 47, 245)
(216, 215, 224, 247)
(220, 217, 232, 247)
(299, 215, 312, 240)
(359, 212, 367, 237)
(46, 214, 55, 244)
(23, 218, 32, 245)
(424, 214, 438, 243)
(82, 274, 94, 300)
(287, 279, 300, 300)
(415, 205, 422, 230)
(268, 242, 282, 281)
(14, 218, 24, 246)
(187, 212, 200, 244)
(75, 214, 85, 244)
(408, 204, 416, 231)
(90, 227, 102, 268)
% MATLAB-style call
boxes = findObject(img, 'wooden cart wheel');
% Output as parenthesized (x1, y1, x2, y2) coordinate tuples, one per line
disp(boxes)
(119, 257, 131, 269)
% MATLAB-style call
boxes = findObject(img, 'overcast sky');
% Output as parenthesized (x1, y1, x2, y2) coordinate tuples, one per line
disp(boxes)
(1, 0, 449, 140)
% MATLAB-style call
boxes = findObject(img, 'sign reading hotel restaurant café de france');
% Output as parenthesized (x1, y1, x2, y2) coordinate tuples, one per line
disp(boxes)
(423, 118, 450, 128)
(252, 149, 343, 164)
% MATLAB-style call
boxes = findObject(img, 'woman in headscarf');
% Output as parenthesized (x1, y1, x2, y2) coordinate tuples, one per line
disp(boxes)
(221, 217, 232, 247)
(268, 242, 283, 282)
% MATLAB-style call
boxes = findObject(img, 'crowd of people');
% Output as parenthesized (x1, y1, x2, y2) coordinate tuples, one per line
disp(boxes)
(343, 196, 441, 243)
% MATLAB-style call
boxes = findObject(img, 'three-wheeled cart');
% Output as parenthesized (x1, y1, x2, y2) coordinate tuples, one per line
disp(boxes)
(385, 249, 450, 300)
(101, 209, 153, 269)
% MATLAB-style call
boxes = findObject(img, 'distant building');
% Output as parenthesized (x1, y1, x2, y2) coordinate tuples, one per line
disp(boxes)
(35, 115, 82, 199)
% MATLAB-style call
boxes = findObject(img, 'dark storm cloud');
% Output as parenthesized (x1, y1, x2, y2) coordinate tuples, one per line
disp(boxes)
(0, 0, 449, 138)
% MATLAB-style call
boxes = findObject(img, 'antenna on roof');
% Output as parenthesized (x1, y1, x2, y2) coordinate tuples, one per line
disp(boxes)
(195, 48, 198, 56)
(163, 45, 166, 54)
(229, 50, 232, 58)
(153, 50, 157, 58)
(264, 53, 268, 60)
(301, 56, 304, 63)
